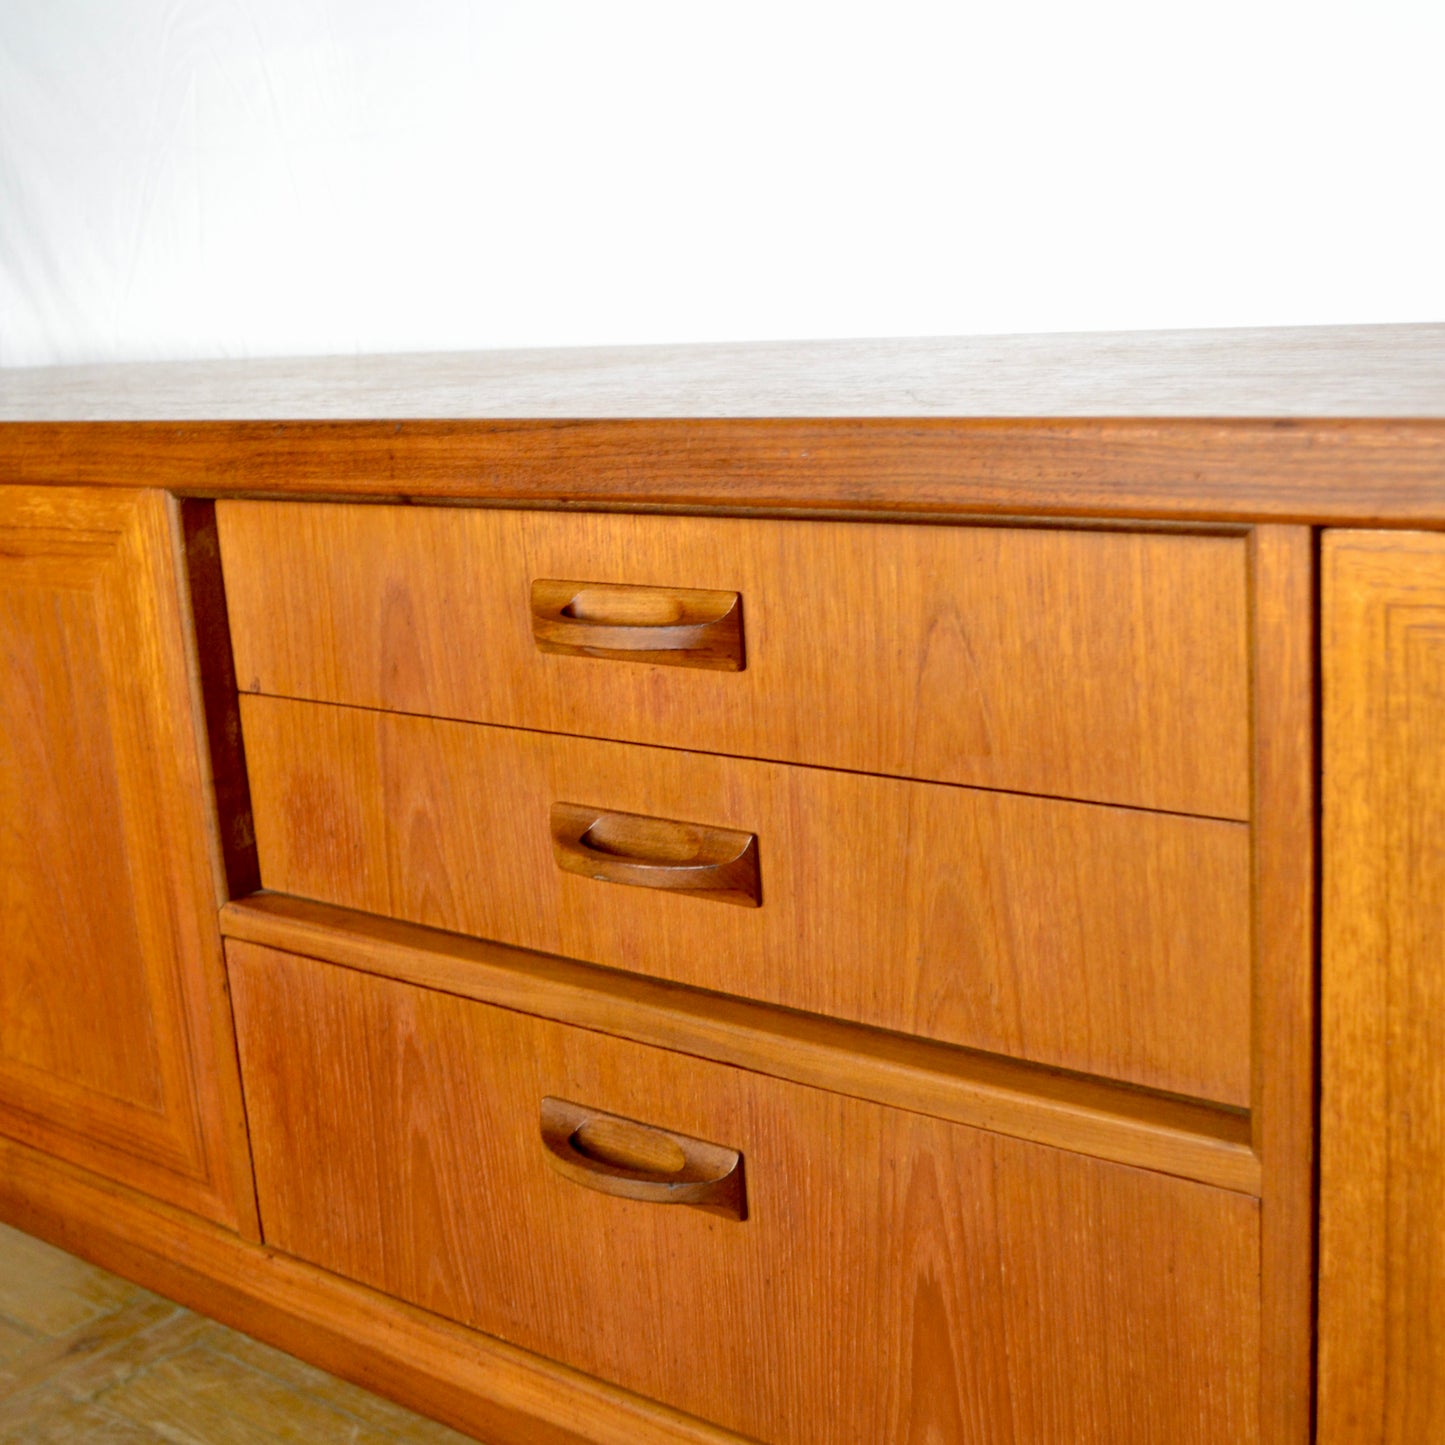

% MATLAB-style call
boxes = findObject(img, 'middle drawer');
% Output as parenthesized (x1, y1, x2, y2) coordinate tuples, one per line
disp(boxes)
(242, 694, 1251, 1105)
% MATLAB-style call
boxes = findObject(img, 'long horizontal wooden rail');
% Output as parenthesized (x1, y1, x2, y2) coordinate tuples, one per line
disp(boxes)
(220, 891, 1260, 1194)
(2, 417, 1445, 525)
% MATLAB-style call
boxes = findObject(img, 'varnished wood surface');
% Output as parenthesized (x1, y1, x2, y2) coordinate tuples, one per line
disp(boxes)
(220, 893, 1259, 1194)
(1319, 531, 1445, 1443)
(0, 1135, 751, 1445)
(1249, 528, 1317, 1445)
(538, 1098, 748, 1222)
(220, 503, 1250, 817)
(228, 940, 1263, 1445)
(3, 418, 1445, 526)
(531, 580, 746, 671)
(0, 357, 1358, 1442)
(1, 326, 1442, 419)
(0, 486, 255, 1232)
(241, 695, 1253, 1104)
(549, 804, 764, 910)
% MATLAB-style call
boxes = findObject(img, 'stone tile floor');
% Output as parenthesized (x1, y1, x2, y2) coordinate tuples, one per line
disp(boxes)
(0, 1222, 475, 1443)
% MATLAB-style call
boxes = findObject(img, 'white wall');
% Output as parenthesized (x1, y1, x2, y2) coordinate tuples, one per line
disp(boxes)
(2, 0, 1442, 367)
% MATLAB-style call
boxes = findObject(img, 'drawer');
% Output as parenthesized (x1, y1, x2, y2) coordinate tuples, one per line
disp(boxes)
(217, 501, 1250, 818)
(227, 940, 1261, 1445)
(242, 693, 1252, 1104)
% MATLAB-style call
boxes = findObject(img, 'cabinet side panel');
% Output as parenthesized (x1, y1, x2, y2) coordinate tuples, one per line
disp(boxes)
(0, 485, 256, 1232)
(1320, 531, 1445, 1442)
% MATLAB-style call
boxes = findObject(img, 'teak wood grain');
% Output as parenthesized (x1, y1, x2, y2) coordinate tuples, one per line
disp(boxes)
(0, 486, 255, 1232)
(0, 1134, 750, 1445)
(227, 940, 1263, 1445)
(4, 417, 1445, 526)
(240, 694, 1253, 1104)
(6, 338, 1440, 1445)
(219, 893, 1259, 1193)
(1319, 531, 1445, 1443)
(1249, 527, 1317, 1445)
(217, 501, 1251, 818)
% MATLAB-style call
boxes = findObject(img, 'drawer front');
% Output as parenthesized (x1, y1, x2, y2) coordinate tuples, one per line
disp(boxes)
(242, 693, 1252, 1105)
(227, 940, 1261, 1445)
(217, 502, 1250, 818)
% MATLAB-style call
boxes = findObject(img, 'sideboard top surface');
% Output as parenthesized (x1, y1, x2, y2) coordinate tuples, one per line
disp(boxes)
(3, 326, 1445, 526)
(2, 324, 1443, 421)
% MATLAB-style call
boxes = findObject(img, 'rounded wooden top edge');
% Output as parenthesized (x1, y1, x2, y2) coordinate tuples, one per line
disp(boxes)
(2, 415, 1444, 526)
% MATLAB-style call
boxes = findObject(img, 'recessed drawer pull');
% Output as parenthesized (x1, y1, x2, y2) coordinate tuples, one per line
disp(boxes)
(539, 1096, 747, 1220)
(550, 802, 762, 907)
(530, 579, 745, 671)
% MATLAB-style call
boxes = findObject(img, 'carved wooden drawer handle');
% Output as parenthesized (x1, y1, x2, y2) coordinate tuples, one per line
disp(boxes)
(530, 579, 745, 671)
(539, 1096, 747, 1220)
(550, 802, 762, 907)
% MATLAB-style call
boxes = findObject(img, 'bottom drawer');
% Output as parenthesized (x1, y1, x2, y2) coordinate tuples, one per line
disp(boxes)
(227, 940, 1261, 1445)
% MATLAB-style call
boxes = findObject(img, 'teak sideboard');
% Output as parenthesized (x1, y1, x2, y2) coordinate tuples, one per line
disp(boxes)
(2, 326, 1443, 1444)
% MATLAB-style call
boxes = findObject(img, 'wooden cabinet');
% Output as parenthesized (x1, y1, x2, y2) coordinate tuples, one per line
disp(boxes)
(214, 502, 1310, 1444)
(0, 487, 254, 1231)
(0, 329, 1441, 1444)
(1320, 531, 1445, 1443)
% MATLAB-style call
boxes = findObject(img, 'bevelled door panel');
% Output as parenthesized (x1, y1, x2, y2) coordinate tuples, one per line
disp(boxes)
(0, 486, 253, 1230)
(1320, 530, 1445, 1443)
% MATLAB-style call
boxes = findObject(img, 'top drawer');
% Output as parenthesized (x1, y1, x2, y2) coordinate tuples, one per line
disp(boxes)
(217, 502, 1250, 817)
